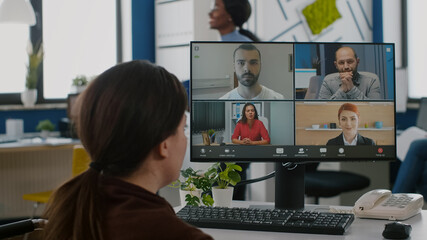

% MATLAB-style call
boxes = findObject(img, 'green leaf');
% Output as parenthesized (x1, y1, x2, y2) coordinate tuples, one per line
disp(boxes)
(72, 75, 88, 86)
(219, 171, 228, 181)
(168, 181, 180, 188)
(181, 167, 198, 178)
(228, 164, 242, 172)
(201, 193, 214, 206)
(185, 194, 200, 206)
(35, 119, 55, 131)
(26, 42, 43, 90)
(205, 166, 218, 177)
(228, 171, 241, 186)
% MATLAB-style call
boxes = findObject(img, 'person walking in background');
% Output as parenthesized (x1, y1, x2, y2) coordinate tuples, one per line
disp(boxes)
(209, 0, 260, 41)
(209, 0, 260, 200)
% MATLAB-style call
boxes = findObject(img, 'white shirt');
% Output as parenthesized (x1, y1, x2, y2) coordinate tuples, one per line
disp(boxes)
(343, 134, 358, 146)
(220, 85, 284, 100)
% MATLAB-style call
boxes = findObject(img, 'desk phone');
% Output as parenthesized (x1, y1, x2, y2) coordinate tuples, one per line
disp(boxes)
(353, 189, 424, 220)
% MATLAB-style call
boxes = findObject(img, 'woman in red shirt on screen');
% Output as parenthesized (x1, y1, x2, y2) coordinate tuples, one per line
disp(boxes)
(232, 103, 270, 145)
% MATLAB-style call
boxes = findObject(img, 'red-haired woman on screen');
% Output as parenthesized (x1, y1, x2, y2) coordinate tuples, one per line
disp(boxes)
(327, 103, 375, 145)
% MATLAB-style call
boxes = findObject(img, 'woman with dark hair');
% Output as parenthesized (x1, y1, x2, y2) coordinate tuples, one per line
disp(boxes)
(42, 60, 213, 240)
(327, 103, 375, 146)
(209, 0, 260, 41)
(232, 103, 270, 145)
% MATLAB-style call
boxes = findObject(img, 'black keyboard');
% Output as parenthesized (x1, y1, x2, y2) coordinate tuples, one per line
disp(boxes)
(177, 205, 354, 235)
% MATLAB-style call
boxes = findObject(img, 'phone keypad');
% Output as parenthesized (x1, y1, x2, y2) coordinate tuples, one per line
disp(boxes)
(381, 195, 413, 208)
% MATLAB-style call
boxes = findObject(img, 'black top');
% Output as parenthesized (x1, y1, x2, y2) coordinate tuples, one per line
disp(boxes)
(326, 133, 375, 146)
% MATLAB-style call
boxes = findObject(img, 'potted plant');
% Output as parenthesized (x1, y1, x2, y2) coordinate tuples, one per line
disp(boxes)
(208, 162, 242, 207)
(172, 167, 214, 207)
(71, 75, 89, 93)
(22, 41, 43, 107)
(36, 119, 55, 138)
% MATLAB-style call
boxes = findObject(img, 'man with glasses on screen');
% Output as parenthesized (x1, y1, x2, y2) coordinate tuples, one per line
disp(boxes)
(220, 44, 284, 100)
(318, 46, 381, 100)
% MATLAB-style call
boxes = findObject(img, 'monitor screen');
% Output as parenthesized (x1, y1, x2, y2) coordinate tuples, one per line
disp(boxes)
(190, 42, 396, 163)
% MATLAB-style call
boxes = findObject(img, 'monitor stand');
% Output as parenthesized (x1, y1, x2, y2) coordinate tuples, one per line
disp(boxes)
(275, 162, 305, 210)
(248, 162, 307, 210)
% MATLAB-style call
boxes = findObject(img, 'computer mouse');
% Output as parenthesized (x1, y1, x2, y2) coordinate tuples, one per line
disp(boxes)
(382, 222, 412, 239)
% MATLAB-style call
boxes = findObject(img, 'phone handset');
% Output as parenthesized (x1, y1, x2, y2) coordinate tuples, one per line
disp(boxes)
(354, 189, 392, 210)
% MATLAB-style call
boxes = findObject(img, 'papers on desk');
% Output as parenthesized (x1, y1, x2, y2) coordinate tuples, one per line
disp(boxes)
(0, 137, 78, 148)
(397, 126, 427, 160)
(19, 137, 74, 145)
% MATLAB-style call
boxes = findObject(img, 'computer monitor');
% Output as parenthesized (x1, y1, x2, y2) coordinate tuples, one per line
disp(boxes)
(190, 41, 396, 209)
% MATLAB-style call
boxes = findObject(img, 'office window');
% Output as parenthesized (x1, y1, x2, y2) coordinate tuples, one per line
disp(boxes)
(43, 0, 117, 99)
(0, 24, 29, 94)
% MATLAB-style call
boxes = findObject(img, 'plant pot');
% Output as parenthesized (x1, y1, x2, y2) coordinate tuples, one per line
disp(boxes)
(21, 89, 37, 107)
(40, 130, 50, 139)
(72, 85, 87, 93)
(179, 189, 202, 207)
(212, 186, 234, 207)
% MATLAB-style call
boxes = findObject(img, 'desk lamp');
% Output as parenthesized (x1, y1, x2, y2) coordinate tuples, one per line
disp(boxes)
(0, 0, 36, 26)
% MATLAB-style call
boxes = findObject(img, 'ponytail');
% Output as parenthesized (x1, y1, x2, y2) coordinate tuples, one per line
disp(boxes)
(42, 169, 104, 240)
(223, 0, 259, 41)
(238, 28, 260, 42)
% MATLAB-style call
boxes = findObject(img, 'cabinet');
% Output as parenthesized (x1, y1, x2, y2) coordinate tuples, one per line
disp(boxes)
(0, 144, 77, 218)
(155, 0, 218, 81)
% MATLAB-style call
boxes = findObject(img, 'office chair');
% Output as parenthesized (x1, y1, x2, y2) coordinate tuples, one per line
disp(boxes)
(22, 145, 91, 217)
(304, 75, 323, 99)
(304, 162, 370, 204)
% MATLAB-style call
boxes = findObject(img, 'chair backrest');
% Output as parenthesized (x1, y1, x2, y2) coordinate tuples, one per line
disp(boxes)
(304, 75, 323, 99)
(305, 162, 320, 172)
(71, 145, 91, 177)
(416, 98, 427, 131)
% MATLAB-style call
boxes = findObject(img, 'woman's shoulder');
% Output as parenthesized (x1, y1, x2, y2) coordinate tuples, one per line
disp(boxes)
(104, 206, 212, 239)
(326, 134, 343, 145)
(221, 30, 251, 42)
(253, 119, 266, 127)
(358, 134, 376, 145)
(255, 119, 265, 124)
(236, 120, 244, 126)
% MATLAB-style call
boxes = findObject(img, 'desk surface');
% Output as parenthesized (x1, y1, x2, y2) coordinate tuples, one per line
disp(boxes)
(0, 137, 80, 153)
(177, 201, 426, 240)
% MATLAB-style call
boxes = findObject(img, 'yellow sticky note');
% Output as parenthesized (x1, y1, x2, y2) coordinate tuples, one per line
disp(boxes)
(302, 0, 342, 35)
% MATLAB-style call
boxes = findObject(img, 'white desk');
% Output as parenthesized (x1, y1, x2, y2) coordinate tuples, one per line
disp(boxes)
(176, 201, 426, 240)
